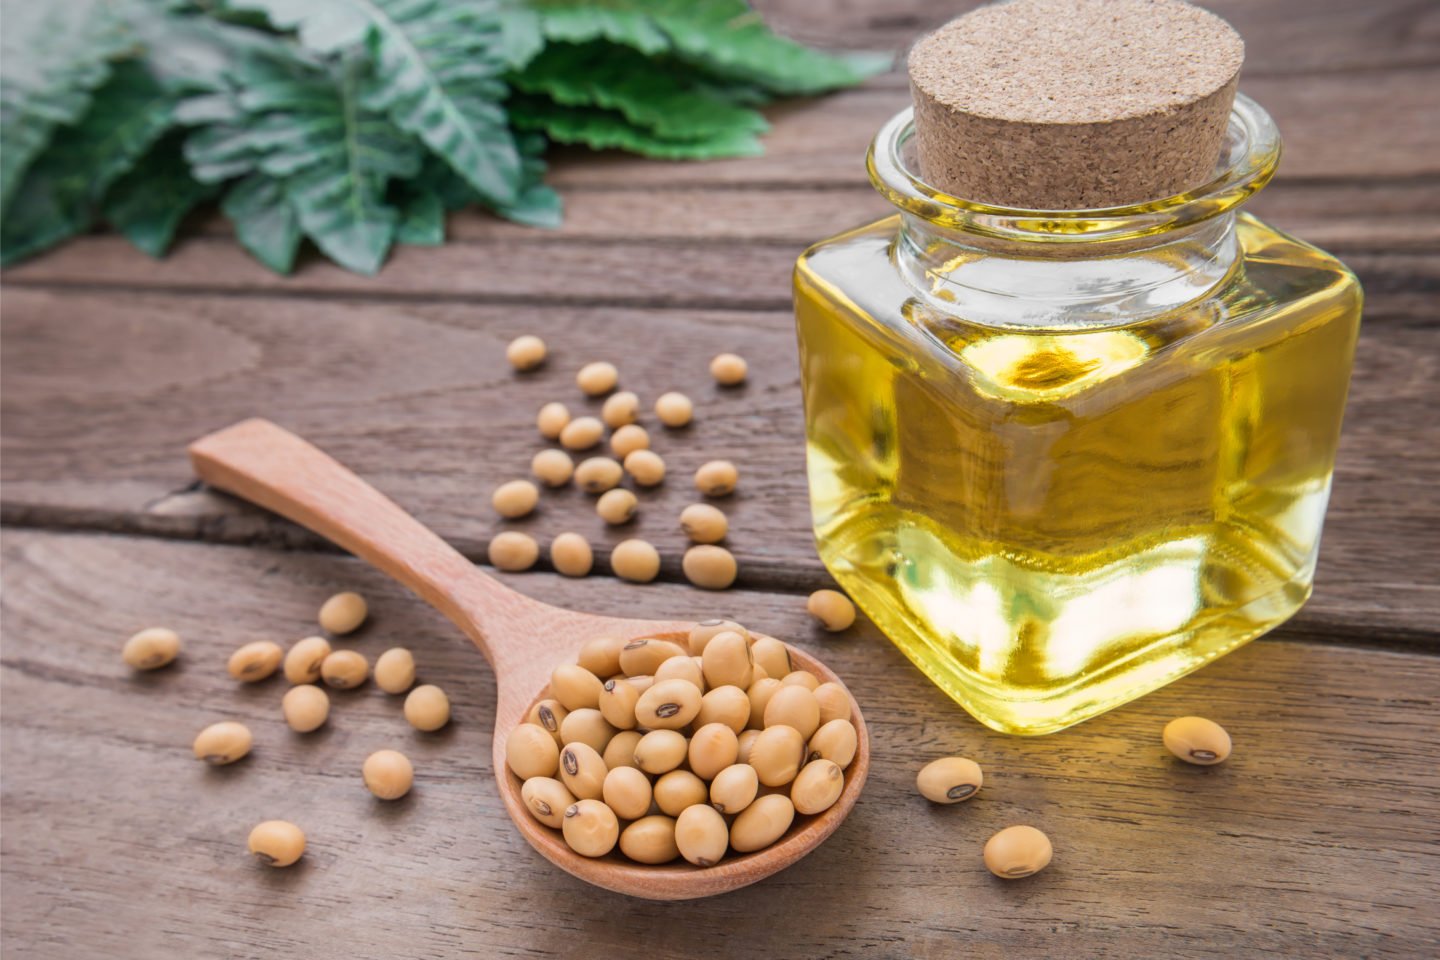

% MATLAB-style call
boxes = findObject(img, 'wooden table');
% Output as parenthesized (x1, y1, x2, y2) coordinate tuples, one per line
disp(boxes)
(3, 2, 1437, 957)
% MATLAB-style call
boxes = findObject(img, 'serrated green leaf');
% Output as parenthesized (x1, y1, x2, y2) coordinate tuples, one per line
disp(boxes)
(1, 60, 176, 266)
(510, 96, 761, 160)
(530, 3, 668, 54)
(511, 41, 767, 142)
(524, 1, 889, 97)
(0, 1, 135, 215)
(229, 0, 526, 206)
(222, 173, 302, 273)
(104, 134, 220, 256)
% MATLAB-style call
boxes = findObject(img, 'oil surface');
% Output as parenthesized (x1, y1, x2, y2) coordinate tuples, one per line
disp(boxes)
(794, 213, 1361, 734)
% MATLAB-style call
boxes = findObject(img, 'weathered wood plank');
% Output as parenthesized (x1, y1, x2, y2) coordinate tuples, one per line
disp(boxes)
(2, 288, 1436, 640)
(754, 0, 1440, 77)
(2, 532, 1436, 959)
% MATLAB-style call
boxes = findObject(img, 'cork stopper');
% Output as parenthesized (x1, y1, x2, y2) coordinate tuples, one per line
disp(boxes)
(908, 0, 1244, 209)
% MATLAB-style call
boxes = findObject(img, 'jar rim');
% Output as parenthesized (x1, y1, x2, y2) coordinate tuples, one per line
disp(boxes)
(867, 93, 1281, 244)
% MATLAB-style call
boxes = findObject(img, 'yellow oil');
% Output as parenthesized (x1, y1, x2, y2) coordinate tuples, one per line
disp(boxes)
(794, 213, 1362, 734)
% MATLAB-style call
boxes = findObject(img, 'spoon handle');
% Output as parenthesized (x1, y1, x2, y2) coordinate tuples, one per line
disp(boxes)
(188, 418, 529, 663)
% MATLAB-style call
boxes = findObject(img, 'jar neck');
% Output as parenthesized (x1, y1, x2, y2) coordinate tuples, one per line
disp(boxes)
(895, 211, 1240, 328)
(869, 95, 1280, 330)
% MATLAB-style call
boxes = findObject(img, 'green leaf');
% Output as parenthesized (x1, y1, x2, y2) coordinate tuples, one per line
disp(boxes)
(510, 95, 762, 160)
(103, 134, 220, 256)
(511, 42, 767, 142)
(524, 1, 890, 96)
(1, 60, 176, 266)
(0, 1, 135, 215)
(493, 130, 561, 227)
(222, 173, 302, 273)
(229, 0, 528, 206)
(396, 186, 445, 245)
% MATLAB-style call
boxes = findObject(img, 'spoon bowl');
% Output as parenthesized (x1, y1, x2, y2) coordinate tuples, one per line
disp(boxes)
(189, 419, 869, 900)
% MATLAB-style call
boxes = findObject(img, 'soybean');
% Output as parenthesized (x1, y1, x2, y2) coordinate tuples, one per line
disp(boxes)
(595, 488, 638, 525)
(749, 725, 805, 787)
(551, 662, 603, 711)
(602, 730, 643, 770)
(782, 670, 820, 691)
(624, 450, 666, 487)
(374, 647, 416, 694)
(610, 424, 650, 460)
(635, 678, 702, 729)
(694, 460, 738, 497)
(687, 723, 739, 780)
(736, 729, 760, 765)
(710, 352, 748, 385)
(813, 682, 851, 725)
(489, 531, 539, 572)
(559, 708, 616, 754)
(688, 619, 746, 655)
(682, 545, 737, 590)
(750, 637, 791, 680)
(916, 757, 983, 803)
(283, 636, 331, 684)
(527, 698, 569, 744)
(654, 770, 708, 817)
(654, 392, 693, 428)
(808, 719, 858, 769)
(619, 815, 680, 864)
(764, 684, 821, 740)
(122, 627, 180, 670)
(983, 825, 1052, 879)
(507, 723, 560, 779)
(746, 678, 781, 730)
(602, 766, 653, 820)
(363, 749, 414, 800)
(698, 684, 751, 734)
(550, 533, 594, 577)
(507, 335, 546, 371)
(320, 649, 368, 689)
(654, 654, 706, 691)
(675, 803, 728, 867)
(576, 361, 619, 397)
(194, 721, 253, 765)
(282, 684, 330, 733)
(492, 479, 539, 518)
(522, 776, 575, 829)
(319, 592, 367, 635)
(611, 539, 661, 583)
(577, 636, 626, 678)
(537, 401, 570, 440)
(532, 449, 575, 487)
(1163, 716, 1232, 765)
(404, 684, 451, 732)
(709, 763, 759, 815)
(248, 820, 305, 867)
(601, 390, 640, 428)
(558, 742, 608, 800)
(227, 640, 283, 682)
(560, 416, 604, 451)
(562, 799, 619, 858)
(574, 456, 623, 494)
(701, 630, 752, 689)
(730, 795, 794, 853)
(679, 503, 728, 544)
(791, 759, 844, 815)
(598, 678, 641, 730)
(807, 589, 856, 632)
(633, 729, 687, 774)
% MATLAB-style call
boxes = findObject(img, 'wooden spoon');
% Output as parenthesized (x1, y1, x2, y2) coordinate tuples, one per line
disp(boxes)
(189, 418, 869, 900)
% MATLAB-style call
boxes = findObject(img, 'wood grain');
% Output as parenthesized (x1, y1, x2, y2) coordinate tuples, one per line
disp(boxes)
(2, 288, 1436, 641)
(2, 531, 1436, 958)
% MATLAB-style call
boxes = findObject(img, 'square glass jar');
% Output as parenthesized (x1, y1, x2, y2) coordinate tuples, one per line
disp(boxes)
(793, 95, 1362, 734)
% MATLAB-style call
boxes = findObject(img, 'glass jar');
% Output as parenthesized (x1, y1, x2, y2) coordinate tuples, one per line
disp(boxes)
(793, 94, 1362, 735)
